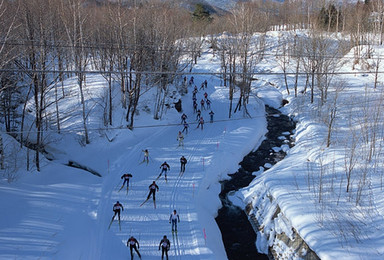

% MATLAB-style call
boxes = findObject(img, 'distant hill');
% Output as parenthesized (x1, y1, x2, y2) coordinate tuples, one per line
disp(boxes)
(91, 0, 361, 15)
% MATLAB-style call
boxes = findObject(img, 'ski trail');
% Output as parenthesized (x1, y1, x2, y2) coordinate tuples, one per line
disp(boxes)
(170, 121, 217, 259)
(98, 127, 169, 258)
(101, 73, 229, 259)
(168, 130, 203, 260)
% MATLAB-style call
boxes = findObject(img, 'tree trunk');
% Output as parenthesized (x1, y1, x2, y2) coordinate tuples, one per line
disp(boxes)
(78, 73, 90, 144)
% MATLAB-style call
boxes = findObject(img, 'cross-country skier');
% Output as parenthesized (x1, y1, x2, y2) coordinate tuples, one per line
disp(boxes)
(192, 88, 198, 99)
(111, 201, 124, 222)
(177, 131, 184, 147)
(180, 156, 187, 173)
(158, 161, 170, 181)
(200, 99, 205, 110)
(182, 122, 189, 134)
(180, 113, 187, 124)
(120, 173, 133, 190)
(142, 149, 149, 165)
(127, 236, 141, 259)
(204, 79, 207, 88)
(204, 92, 208, 100)
(206, 99, 211, 109)
(200, 82, 205, 90)
(189, 76, 194, 86)
(158, 235, 171, 260)
(193, 102, 198, 113)
(209, 110, 215, 123)
(147, 181, 159, 201)
(197, 116, 204, 130)
(196, 109, 201, 120)
(169, 210, 180, 232)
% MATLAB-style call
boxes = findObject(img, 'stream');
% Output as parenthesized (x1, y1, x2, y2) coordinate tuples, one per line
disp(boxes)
(215, 105, 296, 260)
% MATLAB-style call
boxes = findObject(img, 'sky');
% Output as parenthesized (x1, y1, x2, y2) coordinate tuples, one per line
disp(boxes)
(1, 29, 384, 260)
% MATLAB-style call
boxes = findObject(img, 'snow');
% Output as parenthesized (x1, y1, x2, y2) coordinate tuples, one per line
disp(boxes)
(1, 29, 384, 260)
(0, 37, 267, 259)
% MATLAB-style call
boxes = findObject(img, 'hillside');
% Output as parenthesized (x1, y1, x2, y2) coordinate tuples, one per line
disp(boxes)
(1, 28, 384, 260)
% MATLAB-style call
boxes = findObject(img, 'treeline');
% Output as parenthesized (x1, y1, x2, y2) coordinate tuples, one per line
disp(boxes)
(0, 0, 383, 172)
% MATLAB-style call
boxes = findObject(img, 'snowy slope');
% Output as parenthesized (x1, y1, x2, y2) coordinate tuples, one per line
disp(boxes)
(2, 28, 383, 260)
(239, 31, 384, 260)
(0, 39, 269, 259)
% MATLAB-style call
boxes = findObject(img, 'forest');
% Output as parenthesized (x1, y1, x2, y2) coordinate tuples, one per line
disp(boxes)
(0, 0, 383, 172)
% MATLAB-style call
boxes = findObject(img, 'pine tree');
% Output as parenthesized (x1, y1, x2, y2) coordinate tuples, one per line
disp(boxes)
(192, 4, 213, 23)
(318, 4, 341, 31)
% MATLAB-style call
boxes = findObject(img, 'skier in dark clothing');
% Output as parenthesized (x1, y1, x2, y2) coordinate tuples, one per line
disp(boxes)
(189, 76, 194, 86)
(192, 88, 198, 99)
(169, 210, 180, 232)
(120, 173, 133, 190)
(180, 156, 187, 173)
(206, 99, 211, 109)
(180, 113, 187, 124)
(158, 161, 170, 181)
(159, 235, 171, 260)
(209, 110, 215, 123)
(193, 102, 198, 113)
(127, 236, 141, 259)
(147, 181, 159, 201)
(182, 122, 189, 134)
(196, 109, 201, 120)
(112, 201, 124, 221)
(197, 116, 204, 130)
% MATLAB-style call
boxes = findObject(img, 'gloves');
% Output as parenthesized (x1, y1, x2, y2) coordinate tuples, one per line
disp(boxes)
(138, 246, 140, 249)
(158, 247, 160, 251)
(169, 221, 171, 224)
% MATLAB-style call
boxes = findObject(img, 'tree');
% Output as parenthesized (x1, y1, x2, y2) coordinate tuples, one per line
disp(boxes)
(192, 4, 213, 23)
(15, 0, 66, 171)
(60, 0, 92, 144)
(318, 4, 341, 32)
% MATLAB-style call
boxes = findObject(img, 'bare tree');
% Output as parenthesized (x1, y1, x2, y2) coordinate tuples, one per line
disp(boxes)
(325, 81, 344, 147)
(17, 0, 61, 171)
(60, 0, 92, 144)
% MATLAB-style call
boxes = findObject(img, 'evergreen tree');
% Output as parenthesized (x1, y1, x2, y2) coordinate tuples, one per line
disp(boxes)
(318, 4, 341, 31)
(192, 4, 213, 23)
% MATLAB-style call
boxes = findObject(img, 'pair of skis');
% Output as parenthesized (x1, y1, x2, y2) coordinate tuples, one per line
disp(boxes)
(139, 198, 156, 209)
(118, 184, 129, 194)
(139, 160, 149, 165)
(172, 229, 180, 258)
(155, 173, 167, 183)
(108, 217, 121, 231)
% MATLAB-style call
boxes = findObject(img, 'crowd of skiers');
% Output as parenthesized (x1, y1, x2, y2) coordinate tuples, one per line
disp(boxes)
(183, 77, 215, 136)
(111, 150, 186, 259)
(111, 195, 181, 260)
(110, 76, 213, 259)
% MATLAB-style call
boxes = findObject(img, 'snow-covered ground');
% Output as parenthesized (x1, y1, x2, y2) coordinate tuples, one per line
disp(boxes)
(239, 33, 384, 259)
(1, 29, 384, 260)
(0, 39, 269, 259)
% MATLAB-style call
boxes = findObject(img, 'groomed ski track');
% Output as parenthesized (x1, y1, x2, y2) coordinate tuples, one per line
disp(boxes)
(0, 45, 268, 259)
(95, 71, 267, 259)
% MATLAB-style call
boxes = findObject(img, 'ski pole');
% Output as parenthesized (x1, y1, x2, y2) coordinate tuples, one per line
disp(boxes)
(203, 228, 207, 245)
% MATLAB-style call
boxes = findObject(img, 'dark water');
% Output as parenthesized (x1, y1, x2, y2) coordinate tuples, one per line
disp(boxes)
(215, 106, 296, 260)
